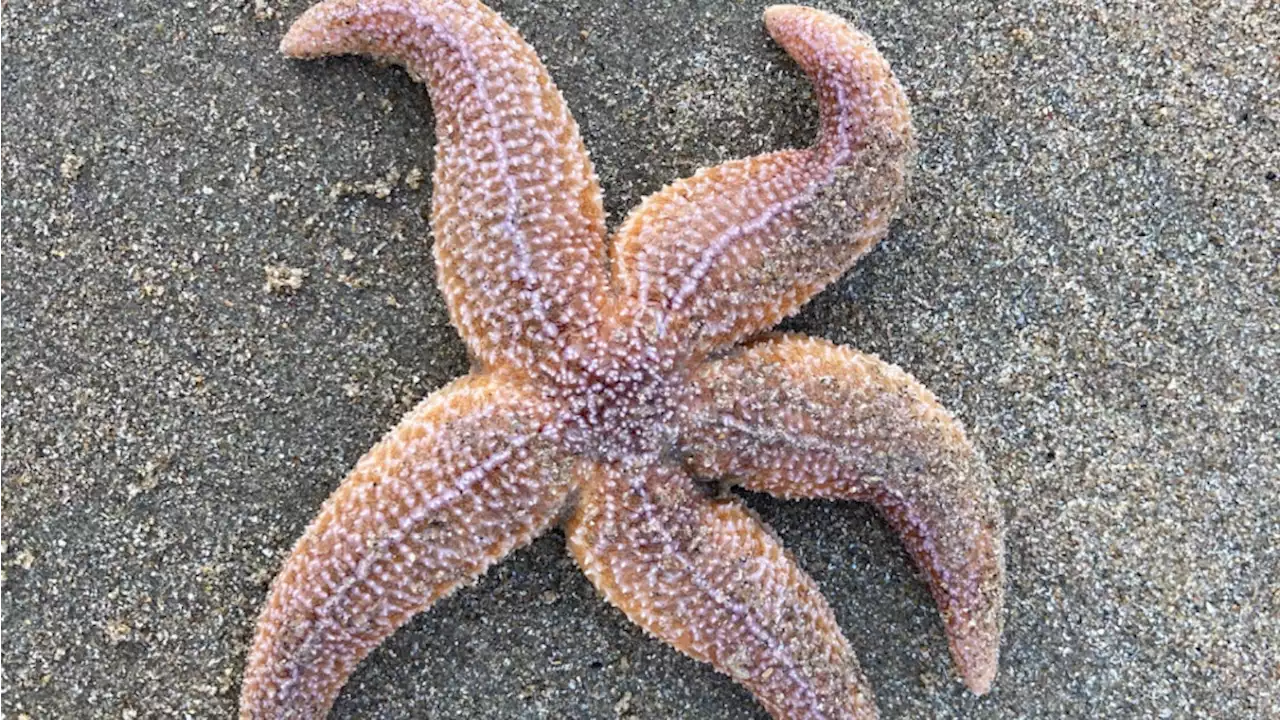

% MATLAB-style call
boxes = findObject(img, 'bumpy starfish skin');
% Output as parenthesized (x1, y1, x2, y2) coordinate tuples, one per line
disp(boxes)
(240, 373, 576, 716)
(682, 334, 1004, 695)
(281, 0, 610, 380)
(242, 1, 1005, 718)
(612, 6, 913, 360)
(567, 461, 879, 719)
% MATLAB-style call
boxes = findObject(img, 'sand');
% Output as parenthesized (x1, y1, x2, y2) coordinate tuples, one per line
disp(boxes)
(3, 0, 1276, 717)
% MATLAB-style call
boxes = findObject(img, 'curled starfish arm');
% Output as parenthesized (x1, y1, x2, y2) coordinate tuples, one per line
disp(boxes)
(239, 374, 573, 718)
(681, 335, 1005, 695)
(609, 6, 914, 358)
(282, 0, 610, 379)
(567, 460, 878, 720)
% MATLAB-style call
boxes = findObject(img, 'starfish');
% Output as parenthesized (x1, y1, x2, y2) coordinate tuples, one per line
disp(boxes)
(240, 1, 1005, 718)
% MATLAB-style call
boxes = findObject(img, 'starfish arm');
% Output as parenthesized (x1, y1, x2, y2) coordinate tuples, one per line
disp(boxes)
(240, 373, 574, 718)
(566, 460, 878, 720)
(680, 335, 1005, 695)
(609, 6, 914, 359)
(282, 0, 610, 379)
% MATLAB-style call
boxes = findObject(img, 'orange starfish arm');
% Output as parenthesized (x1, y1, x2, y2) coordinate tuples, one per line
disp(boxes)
(681, 335, 1005, 695)
(282, 0, 610, 379)
(567, 460, 879, 720)
(609, 6, 914, 359)
(239, 374, 573, 718)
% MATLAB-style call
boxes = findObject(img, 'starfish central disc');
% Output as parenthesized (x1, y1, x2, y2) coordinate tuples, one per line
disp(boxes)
(547, 328, 690, 460)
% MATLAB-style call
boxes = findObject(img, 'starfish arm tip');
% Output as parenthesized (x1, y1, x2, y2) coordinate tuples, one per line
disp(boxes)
(968, 669, 995, 696)
(280, 0, 375, 59)
(279, 1, 339, 58)
(279, 34, 300, 56)
(761, 4, 799, 25)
